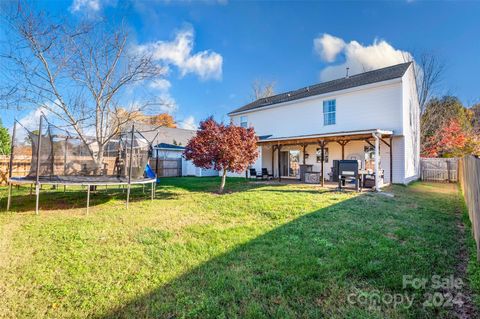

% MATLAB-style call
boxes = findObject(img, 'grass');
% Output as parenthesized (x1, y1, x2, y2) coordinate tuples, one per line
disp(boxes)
(0, 177, 467, 318)
(460, 187, 480, 308)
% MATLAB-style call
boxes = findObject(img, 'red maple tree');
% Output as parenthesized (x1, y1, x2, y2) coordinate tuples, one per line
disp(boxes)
(422, 119, 467, 157)
(184, 117, 258, 193)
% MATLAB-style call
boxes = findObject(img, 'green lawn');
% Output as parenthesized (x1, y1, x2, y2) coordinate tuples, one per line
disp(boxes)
(0, 178, 470, 318)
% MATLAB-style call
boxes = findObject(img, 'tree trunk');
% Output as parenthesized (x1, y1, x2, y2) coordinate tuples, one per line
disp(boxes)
(90, 143, 105, 191)
(94, 143, 105, 176)
(219, 170, 227, 193)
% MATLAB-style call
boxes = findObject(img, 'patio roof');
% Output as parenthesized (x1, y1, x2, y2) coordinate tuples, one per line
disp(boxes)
(257, 129, 393, 146)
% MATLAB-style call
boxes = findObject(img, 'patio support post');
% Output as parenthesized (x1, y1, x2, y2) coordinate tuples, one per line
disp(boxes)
(373, 133, 380, 191)
(337, 140, 349, 160)
(277, 144, 282, 182)
(389, 136, 393, 184)
(319, 140, 325, 187)
(271, 145, 276, 178)
(302, 144, 307, 164)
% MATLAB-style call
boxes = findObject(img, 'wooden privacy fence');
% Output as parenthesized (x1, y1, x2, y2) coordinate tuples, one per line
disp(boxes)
(458, 156, 480, 261)
(420, 158, 458, 182)
(0, 155, 31, 184)
(149, 158, 182, 177)
(0, 155, 119, 185)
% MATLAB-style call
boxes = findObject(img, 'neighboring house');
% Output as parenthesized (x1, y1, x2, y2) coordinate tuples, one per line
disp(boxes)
(151, 142, 218, 177)
(133, 123, 196, 147)
(228, 62, 420, 188)
(153, 143, 186, 159)
(134, 125, 218, 177)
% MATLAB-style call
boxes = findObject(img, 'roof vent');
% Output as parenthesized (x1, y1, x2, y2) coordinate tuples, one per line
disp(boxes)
(305, 87, 310, 92)
(346, 67, 350, 78)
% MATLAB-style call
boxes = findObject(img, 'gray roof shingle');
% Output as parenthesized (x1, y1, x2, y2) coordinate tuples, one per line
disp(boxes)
(132, 123, 196, 146)
(229, 62, 412, 115)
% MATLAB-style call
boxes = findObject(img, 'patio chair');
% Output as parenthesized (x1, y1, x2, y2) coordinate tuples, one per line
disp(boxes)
(262, 168, 274, 180)
(249, 168, 263, 180)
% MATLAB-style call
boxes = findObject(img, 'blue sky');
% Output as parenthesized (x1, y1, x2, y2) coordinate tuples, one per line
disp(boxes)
(3, 0, 480, 130)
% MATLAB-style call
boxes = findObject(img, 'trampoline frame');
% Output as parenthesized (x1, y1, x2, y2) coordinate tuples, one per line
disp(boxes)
(6, 118, 157, 214)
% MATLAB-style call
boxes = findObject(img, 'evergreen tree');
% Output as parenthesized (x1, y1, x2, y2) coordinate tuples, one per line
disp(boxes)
(0, 120, 11, 155)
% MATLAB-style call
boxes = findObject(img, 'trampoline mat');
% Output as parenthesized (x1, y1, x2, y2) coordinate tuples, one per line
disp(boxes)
(9, 175, 156, 186)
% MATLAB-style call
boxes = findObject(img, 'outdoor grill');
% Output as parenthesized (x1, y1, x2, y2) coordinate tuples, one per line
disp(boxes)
(338, 160, 360, 191)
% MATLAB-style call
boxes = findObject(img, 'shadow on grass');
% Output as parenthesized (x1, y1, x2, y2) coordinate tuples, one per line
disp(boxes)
(158, 176, 281, 194)
(257, 188, 335, 195)
(0, 185, 178, 213)
(97, 189, 457, 318)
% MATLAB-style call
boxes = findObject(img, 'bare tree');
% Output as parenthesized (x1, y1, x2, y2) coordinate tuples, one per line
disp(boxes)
(404, 52, 445, 113)
(251, 79, 275, 100)
(0, 2, 166, 171)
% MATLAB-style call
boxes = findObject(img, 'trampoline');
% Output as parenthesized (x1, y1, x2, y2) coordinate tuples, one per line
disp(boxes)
(6, 115, 158, 214)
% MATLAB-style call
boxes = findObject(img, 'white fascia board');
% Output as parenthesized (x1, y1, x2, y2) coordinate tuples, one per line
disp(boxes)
(259, 129, 394, 143)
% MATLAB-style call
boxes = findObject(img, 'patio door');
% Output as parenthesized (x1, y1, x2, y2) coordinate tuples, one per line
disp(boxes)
(280, 150, 300, 178)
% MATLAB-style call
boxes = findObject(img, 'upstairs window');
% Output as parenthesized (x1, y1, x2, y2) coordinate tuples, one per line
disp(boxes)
(240, 116, 248, 128)
(323, 99, 336, 125)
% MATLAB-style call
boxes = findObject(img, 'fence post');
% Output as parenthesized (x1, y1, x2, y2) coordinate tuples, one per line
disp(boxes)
(447, 160, 451, 183)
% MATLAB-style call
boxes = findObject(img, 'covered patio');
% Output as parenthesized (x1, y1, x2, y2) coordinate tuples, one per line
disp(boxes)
(256, 129, 394, 190)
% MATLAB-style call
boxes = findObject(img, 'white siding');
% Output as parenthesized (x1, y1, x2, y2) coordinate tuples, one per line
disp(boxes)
(182, 160, 219, 177)
(231, 80, 403, 138)
(392, 136, 406, 184)
(401, 65, 421, 183)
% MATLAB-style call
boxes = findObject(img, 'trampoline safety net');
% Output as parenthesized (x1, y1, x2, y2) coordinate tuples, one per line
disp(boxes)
(12, 120, 152, 182)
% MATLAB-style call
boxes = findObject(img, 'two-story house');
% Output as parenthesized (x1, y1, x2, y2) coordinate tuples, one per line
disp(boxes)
(228, 62, 420, 188)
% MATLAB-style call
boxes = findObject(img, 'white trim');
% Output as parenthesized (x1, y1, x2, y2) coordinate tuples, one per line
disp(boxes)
(229, 78, 402, 116)
(258, 129, 394, 143)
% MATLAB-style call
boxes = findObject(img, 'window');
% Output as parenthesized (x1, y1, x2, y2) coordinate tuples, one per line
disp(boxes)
(240, 116, 248, 128)
(323, 99, 336, 125)
(316, 147, 329, 163)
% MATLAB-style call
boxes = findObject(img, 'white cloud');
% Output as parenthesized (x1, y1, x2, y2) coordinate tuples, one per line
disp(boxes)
(69, 0, 116, 15)
(70, 0, 101, 13)
(314, 34, 346, 63)
(18, 107, 48, 132)
(135, 27, 223, 81)
(147, 79, 177, 113)
(15, 107, 51, 142)
(313, 33, 412, 82)
(158, 93, 178, 114)
(149, 79, 171, 92)
(180, 116, 197, 130)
